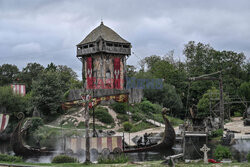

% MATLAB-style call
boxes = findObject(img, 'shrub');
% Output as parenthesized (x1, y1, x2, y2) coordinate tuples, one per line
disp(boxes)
(140, 100, 155, 113)
(140, 100, 162, 114)
(247, 152, 250, 162)
(98, 154, 129, 164)
(214, 145, 232, 161)
(211, 129, 223, 138)
(132, 112, 145, 122)
(123, 121, 133, 132)
(52, 155, 77, 163)
(234, 111, 242, 117)
(28, 117, 44, 132)
(0, 154, 23, 162)
(130, 122, 154, 132)
(94, 107, 114, 124)
(117, 114, 129, 123)
(111, 102, 127, 114)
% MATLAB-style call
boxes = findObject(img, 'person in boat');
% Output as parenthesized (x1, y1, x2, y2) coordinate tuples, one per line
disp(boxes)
(137, 137, 143, 147)
(144, 133, 150, 146)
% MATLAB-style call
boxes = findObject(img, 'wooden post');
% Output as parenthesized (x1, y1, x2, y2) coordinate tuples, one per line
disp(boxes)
(219, 72, 224, 129)
(85, 93, 91, 163)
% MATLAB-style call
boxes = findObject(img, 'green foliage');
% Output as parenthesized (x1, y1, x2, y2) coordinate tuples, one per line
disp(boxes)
(111, 102, 128, 114)
(131, 112, 145, 122)
(239, 82, 250, 101)
(94, 106, 114, 124)
(19, 63, 44, 92)
(247, 153, 250, 162)
(51, 155, 77, 163)
(0, 86, 30, 117)
(152, 114, 183, 126)
(197, 87, 229, 117)
(123, 121, 133, 132)
(0, 64, 19, 86)
(211, 129, 223, 138)
(0, 154, 23, 162)
(144, 84, 183, 117)
(234, 111, 242, 117)
(130, 122, 154, 132)
(214, 145, 232, 161)
(139, 100, 162, 114)
(31, 70, 64, 118)
(117, 114, 129, 123)
(98, 154, 129, 164)
(28, 117, 44, 132)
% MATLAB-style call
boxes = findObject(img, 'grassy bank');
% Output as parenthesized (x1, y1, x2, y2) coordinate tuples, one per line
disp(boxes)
(1, 161, 250, 167)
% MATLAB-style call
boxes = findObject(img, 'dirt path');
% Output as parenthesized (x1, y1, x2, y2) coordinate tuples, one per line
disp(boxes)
(224, 117, 250, 134)
(146, 119, 165, 127)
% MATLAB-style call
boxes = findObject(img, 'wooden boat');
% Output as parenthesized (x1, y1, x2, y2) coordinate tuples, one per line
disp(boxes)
(123, 108, 176, 153)
(10, 112, 51, 156)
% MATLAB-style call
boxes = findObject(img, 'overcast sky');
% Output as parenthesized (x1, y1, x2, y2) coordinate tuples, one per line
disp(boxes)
(0, 0, 250, 78)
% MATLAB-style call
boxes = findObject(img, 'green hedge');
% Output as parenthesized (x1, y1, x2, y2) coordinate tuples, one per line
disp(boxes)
(211, 129, 223, 138)
(52, 155, 77, 163)
(123, 121, 133, 132)
(0, 154, 23, 162)
(94, 106, 114, 124)
(98, 154, 129, 164)
(117, 114, 129, 123)
(214, 145, 232, 161)
(111, 102, 127, 114)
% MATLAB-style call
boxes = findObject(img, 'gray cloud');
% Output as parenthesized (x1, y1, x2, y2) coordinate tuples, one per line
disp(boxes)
(0, 0, 250, 77)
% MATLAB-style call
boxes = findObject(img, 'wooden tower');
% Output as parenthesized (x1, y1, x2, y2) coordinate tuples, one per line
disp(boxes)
(76, 22, 131, 90)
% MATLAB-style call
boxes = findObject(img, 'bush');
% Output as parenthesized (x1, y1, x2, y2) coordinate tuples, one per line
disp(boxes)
(130, 122, 154, 132)
(132, 112, 145, 122)
(111, 102, 127, 114)
(0, 154, 23, 162)
(234, 111, 242, 117)
(211, 129, 223, 138)
(123, 121, 133, 132)
(94, 107, 114, 124)
(98, 154, 128, 164)
(28, 117, 44, 132)
(52, 155, 77, 163)
(140, 100, 162, 114)
(117, 114, 129, 123)
(247, 153, 250, 162)
(214, 145, 232, 161)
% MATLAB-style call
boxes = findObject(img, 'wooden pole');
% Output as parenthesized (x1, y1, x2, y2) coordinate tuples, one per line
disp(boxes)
(85, 94, 91, 163)
(219, 72, 224, 129)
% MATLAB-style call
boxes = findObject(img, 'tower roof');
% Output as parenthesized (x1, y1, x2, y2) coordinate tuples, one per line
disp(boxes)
(78, 22, 130, 45)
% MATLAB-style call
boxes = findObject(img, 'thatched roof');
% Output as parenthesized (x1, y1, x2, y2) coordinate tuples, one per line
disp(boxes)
(78, 22, 130, 45)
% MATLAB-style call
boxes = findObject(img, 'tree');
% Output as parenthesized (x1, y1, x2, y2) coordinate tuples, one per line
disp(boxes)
(31, 70, 64, 120)
(19, 63, 44, 92)
(126, 65, 136, 77)
(0, 86, 30, 120)
(239, 82, 250, 101)
(197, 87, 229, 117)
(0, 64, 19, 86)
(144, 83, 183, 117)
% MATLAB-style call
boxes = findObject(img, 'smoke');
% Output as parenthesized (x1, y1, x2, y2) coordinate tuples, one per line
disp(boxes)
(232, 139, 250, 162)
(233, 139, 250, 153)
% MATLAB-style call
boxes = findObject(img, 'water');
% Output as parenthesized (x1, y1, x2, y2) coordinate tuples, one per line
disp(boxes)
(1, 140, 250, 163)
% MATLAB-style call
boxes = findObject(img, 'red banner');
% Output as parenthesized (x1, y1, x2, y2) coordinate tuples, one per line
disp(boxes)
(86, 57, 93, 89)
(113, 58, 120, 89)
